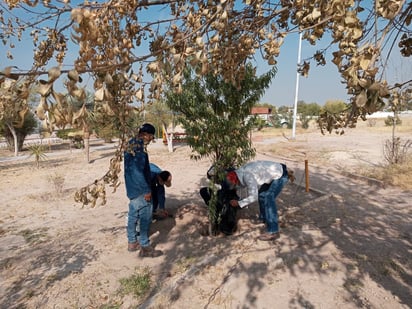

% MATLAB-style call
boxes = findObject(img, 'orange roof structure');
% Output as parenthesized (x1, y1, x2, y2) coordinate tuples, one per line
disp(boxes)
(251, 107, 272, 115)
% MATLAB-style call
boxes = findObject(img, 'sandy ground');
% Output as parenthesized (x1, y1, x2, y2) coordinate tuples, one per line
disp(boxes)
(0, 125, 411, 309)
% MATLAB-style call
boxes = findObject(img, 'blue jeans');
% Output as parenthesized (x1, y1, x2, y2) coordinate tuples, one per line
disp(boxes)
(127, 195, 153, 247)
(258, 174, 288, 233)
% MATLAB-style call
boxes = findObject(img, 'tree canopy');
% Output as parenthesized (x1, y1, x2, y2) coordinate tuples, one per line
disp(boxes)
(167, 63, 276, 169)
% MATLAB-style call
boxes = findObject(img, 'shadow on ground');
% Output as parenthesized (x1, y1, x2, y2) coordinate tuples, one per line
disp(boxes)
(0, 228, 99, 308)
(139, 168, 411, 308)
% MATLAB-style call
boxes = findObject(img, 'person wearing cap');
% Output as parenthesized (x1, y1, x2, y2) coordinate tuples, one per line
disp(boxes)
(149, 163, 173, 220)
(224, 160, 295, 241)
(124, 123, 162, 258)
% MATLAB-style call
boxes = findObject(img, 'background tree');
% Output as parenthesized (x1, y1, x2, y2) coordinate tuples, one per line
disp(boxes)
(402, 84, 412, 111)
(254, 102, 276, 110)
(166, 63, 276, 234)
(0, 110, 38, 153)
(0, 78, 37, 156)
(144, 100, 174, 136)
(297, 100, 321, 129)
(318, 100, 351, 134)
(35, 85, 97, 161)
(323, 100, 349, 114)
(144, 100, 177, 152)
(277, 105, 291, 115)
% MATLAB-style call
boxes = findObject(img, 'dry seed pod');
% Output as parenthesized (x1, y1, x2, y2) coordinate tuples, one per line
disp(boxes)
(36, 102, 46, 119)
(37, 81, 53, 96)
(355, 90, 367, 107)
(95, 87, 105, 101)
(48, 66, 61, 82)
(135, 88, 143, 100)
(104, 73, 113, 84)
(68, 69, 81, 82)
(72, 88, 85, 100)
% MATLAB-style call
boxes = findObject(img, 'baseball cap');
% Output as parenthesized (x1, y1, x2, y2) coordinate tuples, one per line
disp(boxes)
(139, 123, 156, 135)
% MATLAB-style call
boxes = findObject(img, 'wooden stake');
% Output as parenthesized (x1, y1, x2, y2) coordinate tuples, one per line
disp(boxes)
(305, 159, 309, 192)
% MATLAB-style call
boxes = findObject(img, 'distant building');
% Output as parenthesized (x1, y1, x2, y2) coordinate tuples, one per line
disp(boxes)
(250, 107, 272, 121)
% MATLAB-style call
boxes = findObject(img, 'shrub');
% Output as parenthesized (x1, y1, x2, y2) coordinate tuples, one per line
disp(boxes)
(384, 115, 402, 126)
(28, 143, 47, 168)
(56, 128, 84, 149)
(383, 137, 412, 165)
(367, 119, 377, 127)
(47, 173, 65, 195)
(56, 128, 80, 139)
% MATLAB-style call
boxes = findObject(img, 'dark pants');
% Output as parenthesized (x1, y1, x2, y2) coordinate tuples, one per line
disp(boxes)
(152, 184, 165, 212)
(200, 187, 239, 235)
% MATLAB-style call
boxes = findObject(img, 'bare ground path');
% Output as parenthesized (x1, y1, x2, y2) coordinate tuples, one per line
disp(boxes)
(0, 130, 411, 308)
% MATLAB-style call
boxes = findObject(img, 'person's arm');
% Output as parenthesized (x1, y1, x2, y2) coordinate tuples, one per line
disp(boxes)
(134, 149, 152, 199)
(143, 156, 152, 201)
(237, 173, 259, 208)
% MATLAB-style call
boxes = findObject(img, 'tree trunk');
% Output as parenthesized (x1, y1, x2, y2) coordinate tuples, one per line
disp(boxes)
(208, 191, 219, 236)
(162, 123, 174, 153)
(83, 128, 90, 163)
(167, 132, 174, 153)
(208, 222, 218, 237)
(390, 110, 398, 164)
(6, 123, 19, 157)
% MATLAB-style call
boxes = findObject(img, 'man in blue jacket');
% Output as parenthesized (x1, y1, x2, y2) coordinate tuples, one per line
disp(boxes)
(124, 123, 162, 258)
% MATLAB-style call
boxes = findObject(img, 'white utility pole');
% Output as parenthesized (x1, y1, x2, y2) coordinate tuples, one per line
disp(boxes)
(292, 32, 303, 139)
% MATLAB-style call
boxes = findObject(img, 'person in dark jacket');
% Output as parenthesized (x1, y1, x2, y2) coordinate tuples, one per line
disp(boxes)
(199, 165, 240, 235)
(124, 123, 162, 258)
(150, 163, 172, 220)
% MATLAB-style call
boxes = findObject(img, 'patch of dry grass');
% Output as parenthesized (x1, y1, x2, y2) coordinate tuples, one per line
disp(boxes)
(47, 172, 65, 195)
(254, 125, 319, 137)
(359, 156, 412, 189)
(18, 227, 49, 244)
(256, 115, 412, 191)
(358, 114, 412, 132)
(172, 256, 198, 275)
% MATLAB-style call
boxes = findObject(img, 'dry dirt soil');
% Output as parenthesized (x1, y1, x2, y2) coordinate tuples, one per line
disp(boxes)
(0, 123, 411, 309)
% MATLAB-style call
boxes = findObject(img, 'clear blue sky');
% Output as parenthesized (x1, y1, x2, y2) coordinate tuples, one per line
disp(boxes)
(258, 31, 412, 108)
(1, 2, 411, 108)
(257, 32, 350, 107)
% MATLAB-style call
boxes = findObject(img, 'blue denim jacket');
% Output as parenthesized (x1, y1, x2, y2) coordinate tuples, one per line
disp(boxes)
(124, 138, 151, 200)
